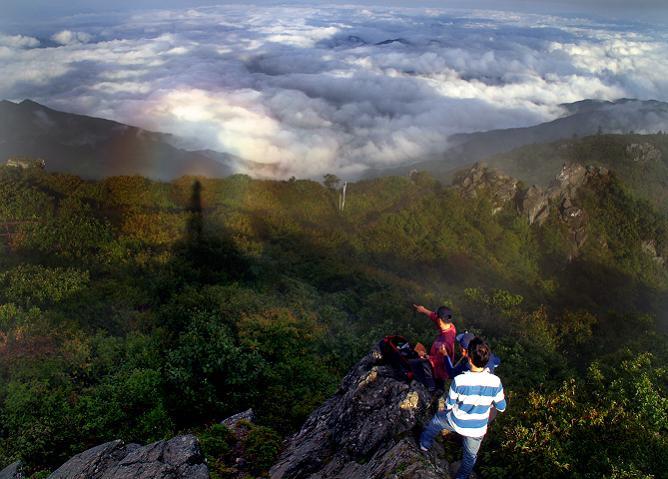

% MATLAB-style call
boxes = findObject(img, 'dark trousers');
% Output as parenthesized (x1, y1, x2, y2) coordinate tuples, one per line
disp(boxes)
(409, 358, 437, 391)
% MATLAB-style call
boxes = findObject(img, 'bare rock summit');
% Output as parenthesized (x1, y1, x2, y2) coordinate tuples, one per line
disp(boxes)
(270, 350, 450, 479)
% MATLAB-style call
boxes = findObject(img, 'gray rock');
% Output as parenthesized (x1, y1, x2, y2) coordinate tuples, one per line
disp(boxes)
(221, 409, 255, 430)
(517, 185, 550, 225)
(0, 462, 24, 479)
(269, 350, 449, 479)
(49, 441, 127, 479)
(454, 163, 519, 213)
(626, 143, 661, 164)
(554, 163, 587, 189)
(48, 435, 208, 479)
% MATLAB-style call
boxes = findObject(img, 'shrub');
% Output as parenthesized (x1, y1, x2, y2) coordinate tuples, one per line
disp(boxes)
(244, 425, 282, 476)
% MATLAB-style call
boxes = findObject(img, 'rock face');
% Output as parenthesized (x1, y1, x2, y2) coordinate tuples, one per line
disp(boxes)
(517, 185, 550, 225)
(455, 162, 611, 258)
(269, 350, 449, 479)
(453, 163, 519, 214)
(47, 435, 208, 479)
(626, 143, 661, 164)
(0, 462, 24, 479)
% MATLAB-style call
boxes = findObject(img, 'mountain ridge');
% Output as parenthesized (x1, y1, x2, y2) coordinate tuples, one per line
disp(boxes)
(0, 99, 235, 181)
(365, 98, 668, 180)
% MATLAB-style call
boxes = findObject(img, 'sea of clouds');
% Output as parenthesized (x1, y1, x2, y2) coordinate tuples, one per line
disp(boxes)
(1, 5, 668, 178)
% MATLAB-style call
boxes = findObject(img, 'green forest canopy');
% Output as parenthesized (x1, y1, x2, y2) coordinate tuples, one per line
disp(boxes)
(0, 145, 666, 477)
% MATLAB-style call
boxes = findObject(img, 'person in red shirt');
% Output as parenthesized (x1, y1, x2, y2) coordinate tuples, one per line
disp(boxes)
(412, 304, 457, 390)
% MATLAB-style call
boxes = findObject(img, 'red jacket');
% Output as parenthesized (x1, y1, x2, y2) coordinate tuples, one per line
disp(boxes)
(428, 312, 456, 380)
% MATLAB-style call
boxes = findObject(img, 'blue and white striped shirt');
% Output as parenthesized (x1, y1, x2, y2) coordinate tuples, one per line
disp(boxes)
(445, 370, 506, 437)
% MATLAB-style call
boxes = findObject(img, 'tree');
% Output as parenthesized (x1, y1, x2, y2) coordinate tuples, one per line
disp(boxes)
(323, 174, 341, 190)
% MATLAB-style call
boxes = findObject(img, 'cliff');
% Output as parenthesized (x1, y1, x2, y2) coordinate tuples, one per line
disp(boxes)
(270, 350, 452, 479)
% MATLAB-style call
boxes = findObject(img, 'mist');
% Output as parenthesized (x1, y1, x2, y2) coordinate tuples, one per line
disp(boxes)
(1, 4, 667, 178)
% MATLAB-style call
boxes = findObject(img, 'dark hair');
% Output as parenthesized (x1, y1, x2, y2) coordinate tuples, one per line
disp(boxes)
(467, 337, 490, 368)
(436, 306, 452, 322)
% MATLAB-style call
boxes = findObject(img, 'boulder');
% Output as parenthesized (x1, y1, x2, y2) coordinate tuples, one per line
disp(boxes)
(0, 462, 24, 479)
(269, 350, 449, 479)
(221, 409, 255, 430)
(48, 435, 208, 479)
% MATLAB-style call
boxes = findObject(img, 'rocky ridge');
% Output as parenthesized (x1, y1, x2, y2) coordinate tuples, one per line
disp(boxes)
(454, 162, 611, 259)
(270, 350, 451, 479)
(0, 435, 208, 479)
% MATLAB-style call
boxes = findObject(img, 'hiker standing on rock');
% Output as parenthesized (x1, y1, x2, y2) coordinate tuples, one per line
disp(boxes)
(445, 331, 501, 378)
(420, 337, 507, 479)
(413, 304, 457, 388)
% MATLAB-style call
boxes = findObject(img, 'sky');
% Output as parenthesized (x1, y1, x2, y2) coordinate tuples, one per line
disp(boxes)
(2, 1, 668, 23)
(1, 2, 668, 178)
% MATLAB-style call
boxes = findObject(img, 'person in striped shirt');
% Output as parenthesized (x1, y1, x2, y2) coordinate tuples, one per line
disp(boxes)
(419, 336, 506, 479)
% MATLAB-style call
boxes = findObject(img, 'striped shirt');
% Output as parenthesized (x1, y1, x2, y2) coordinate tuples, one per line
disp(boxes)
(445, 370, 506, 438)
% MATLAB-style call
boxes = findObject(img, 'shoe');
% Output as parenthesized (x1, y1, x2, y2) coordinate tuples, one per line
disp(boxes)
(420, 444, 429, 452)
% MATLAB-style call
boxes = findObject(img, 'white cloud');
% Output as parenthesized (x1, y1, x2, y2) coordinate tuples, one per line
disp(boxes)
(1, 5, 668, 178)
(51, 30, 92, 45)
(0, 33, 39, 48)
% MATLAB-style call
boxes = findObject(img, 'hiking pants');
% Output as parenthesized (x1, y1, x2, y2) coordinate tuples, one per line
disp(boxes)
(408, 358, 436, 391)
(419, 412, 483, 479)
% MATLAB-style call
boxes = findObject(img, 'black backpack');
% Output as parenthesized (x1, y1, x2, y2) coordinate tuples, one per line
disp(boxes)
(378, 335, 418, 381)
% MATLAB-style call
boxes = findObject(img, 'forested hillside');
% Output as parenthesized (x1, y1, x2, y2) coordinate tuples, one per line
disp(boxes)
(0, 159, 666, 478)
(484, 133, 668, 213)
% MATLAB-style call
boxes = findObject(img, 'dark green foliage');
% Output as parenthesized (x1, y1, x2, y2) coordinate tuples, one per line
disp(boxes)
(481, 353, 668, 479)
(199, 422, 282, 478)
(199, 424, 234, 460)
(0, 264, 89, 307)
(0, 157, 665, 476)
(244, 425, 283, 475)
(164, 311, 265, 422)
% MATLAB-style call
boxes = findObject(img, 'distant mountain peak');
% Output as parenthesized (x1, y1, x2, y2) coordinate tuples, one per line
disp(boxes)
(19, 99, 41, 106)
(375, 38, 410, 46)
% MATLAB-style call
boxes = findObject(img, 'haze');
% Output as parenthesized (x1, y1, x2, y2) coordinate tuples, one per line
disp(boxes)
(1, 1, 667, 178)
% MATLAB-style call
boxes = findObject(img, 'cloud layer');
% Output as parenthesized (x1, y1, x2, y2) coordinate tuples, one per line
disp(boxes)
(1, 5, 668, 178)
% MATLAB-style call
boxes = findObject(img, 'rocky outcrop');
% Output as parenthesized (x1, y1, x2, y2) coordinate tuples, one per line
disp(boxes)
(626, 143, 661, 164)
(517, 185, 550, 225)
(641, 240, 665, 265)
(47, 435, 208, 479)
(219, 409, 257, 477)
(524, 163, 608, 257)
(454, 162, 610, 258)
(453, 163, 519, 214)
(0, 462, 24, 479)
(270, 350, 449, 479)
(553, 162, 588, 191)
(222, 409, 255, 430)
